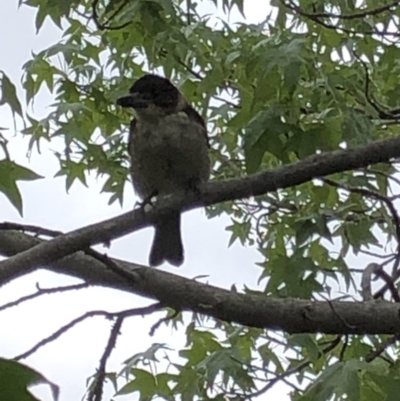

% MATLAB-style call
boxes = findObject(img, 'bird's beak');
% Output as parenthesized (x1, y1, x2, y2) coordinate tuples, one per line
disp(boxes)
(116, 93, 148, 109)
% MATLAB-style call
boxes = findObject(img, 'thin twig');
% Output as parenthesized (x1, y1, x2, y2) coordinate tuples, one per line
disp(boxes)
(365, 333, 400, 362)
(83, 248, 141, 283)
(354, 52, 400, 120)
(374, 266, 400, 302)
(150, 309, 180, 335)
(0, 282, 89, 312)
(14, 303, 162, 361)
(91, 0, 131, 30)
(89, 316, 124, 401)
(0, 222, 63, 237)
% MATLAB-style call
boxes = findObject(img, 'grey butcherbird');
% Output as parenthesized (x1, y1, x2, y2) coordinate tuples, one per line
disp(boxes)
(117, 74, 210, 267)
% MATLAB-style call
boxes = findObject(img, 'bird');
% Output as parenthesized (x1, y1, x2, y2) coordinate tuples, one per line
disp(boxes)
(117, 74, 210, 267)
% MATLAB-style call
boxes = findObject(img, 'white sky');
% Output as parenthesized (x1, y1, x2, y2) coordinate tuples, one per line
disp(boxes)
(0, 1, 291, 400)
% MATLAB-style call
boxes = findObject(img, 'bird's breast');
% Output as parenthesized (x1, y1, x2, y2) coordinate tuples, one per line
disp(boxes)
(129, 115, 210, 198)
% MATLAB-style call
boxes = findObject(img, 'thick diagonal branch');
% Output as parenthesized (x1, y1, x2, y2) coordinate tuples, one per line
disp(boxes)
(0, 134, 400, 286)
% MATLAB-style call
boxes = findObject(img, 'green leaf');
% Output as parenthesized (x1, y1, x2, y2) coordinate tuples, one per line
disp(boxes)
(288, 334, 320, 362)
(0, 358, 59, 401)
(344, 218, 379, 254)
(34, 0, 50, 32)
(364, 361, 400, 401)
(283, 61, 301, 95)
(342, 109, 374, 145)
(0, 71, 23, 118)
(55, 160, 87, 192)
(117, 368, 156, 400)
(226, 219, 251, 246)
(301, 360, 368, 401)
(121, 343, 171, 374)
(244, 106, 290, 173)
(0, 160, 43, 215)
(196, 348, 254, 390)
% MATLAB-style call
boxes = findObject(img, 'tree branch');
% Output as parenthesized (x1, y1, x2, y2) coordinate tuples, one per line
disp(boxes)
(1, 134, 400, 286)
(0, 229, 400, 335)
(1, 136, 400, 334)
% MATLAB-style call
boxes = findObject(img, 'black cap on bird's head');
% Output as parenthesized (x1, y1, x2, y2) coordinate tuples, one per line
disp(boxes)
(116, 74, 180, 111)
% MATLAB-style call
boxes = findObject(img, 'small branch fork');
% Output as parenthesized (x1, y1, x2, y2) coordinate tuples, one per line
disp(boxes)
(354, 52, 400, 121)
(0, 282, 89, 312)
(13, 304, 161, 361)
(280, 0, 400, 39)
(87, 302, 167, 401)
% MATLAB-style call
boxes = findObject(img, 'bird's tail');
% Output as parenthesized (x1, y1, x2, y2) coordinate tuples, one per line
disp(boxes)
(150, 212, 184, 267)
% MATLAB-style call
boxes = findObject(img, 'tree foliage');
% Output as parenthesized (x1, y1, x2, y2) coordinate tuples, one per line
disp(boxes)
(2, 0, 400, 400)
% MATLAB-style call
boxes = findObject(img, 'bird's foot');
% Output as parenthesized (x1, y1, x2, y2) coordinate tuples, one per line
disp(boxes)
(135, 191, 158, 213)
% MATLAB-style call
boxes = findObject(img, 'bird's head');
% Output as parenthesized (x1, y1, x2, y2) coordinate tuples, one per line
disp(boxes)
(117, 74, 186, 120)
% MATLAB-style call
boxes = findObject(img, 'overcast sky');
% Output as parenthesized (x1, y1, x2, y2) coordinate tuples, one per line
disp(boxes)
(0, 2, 291, 400)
